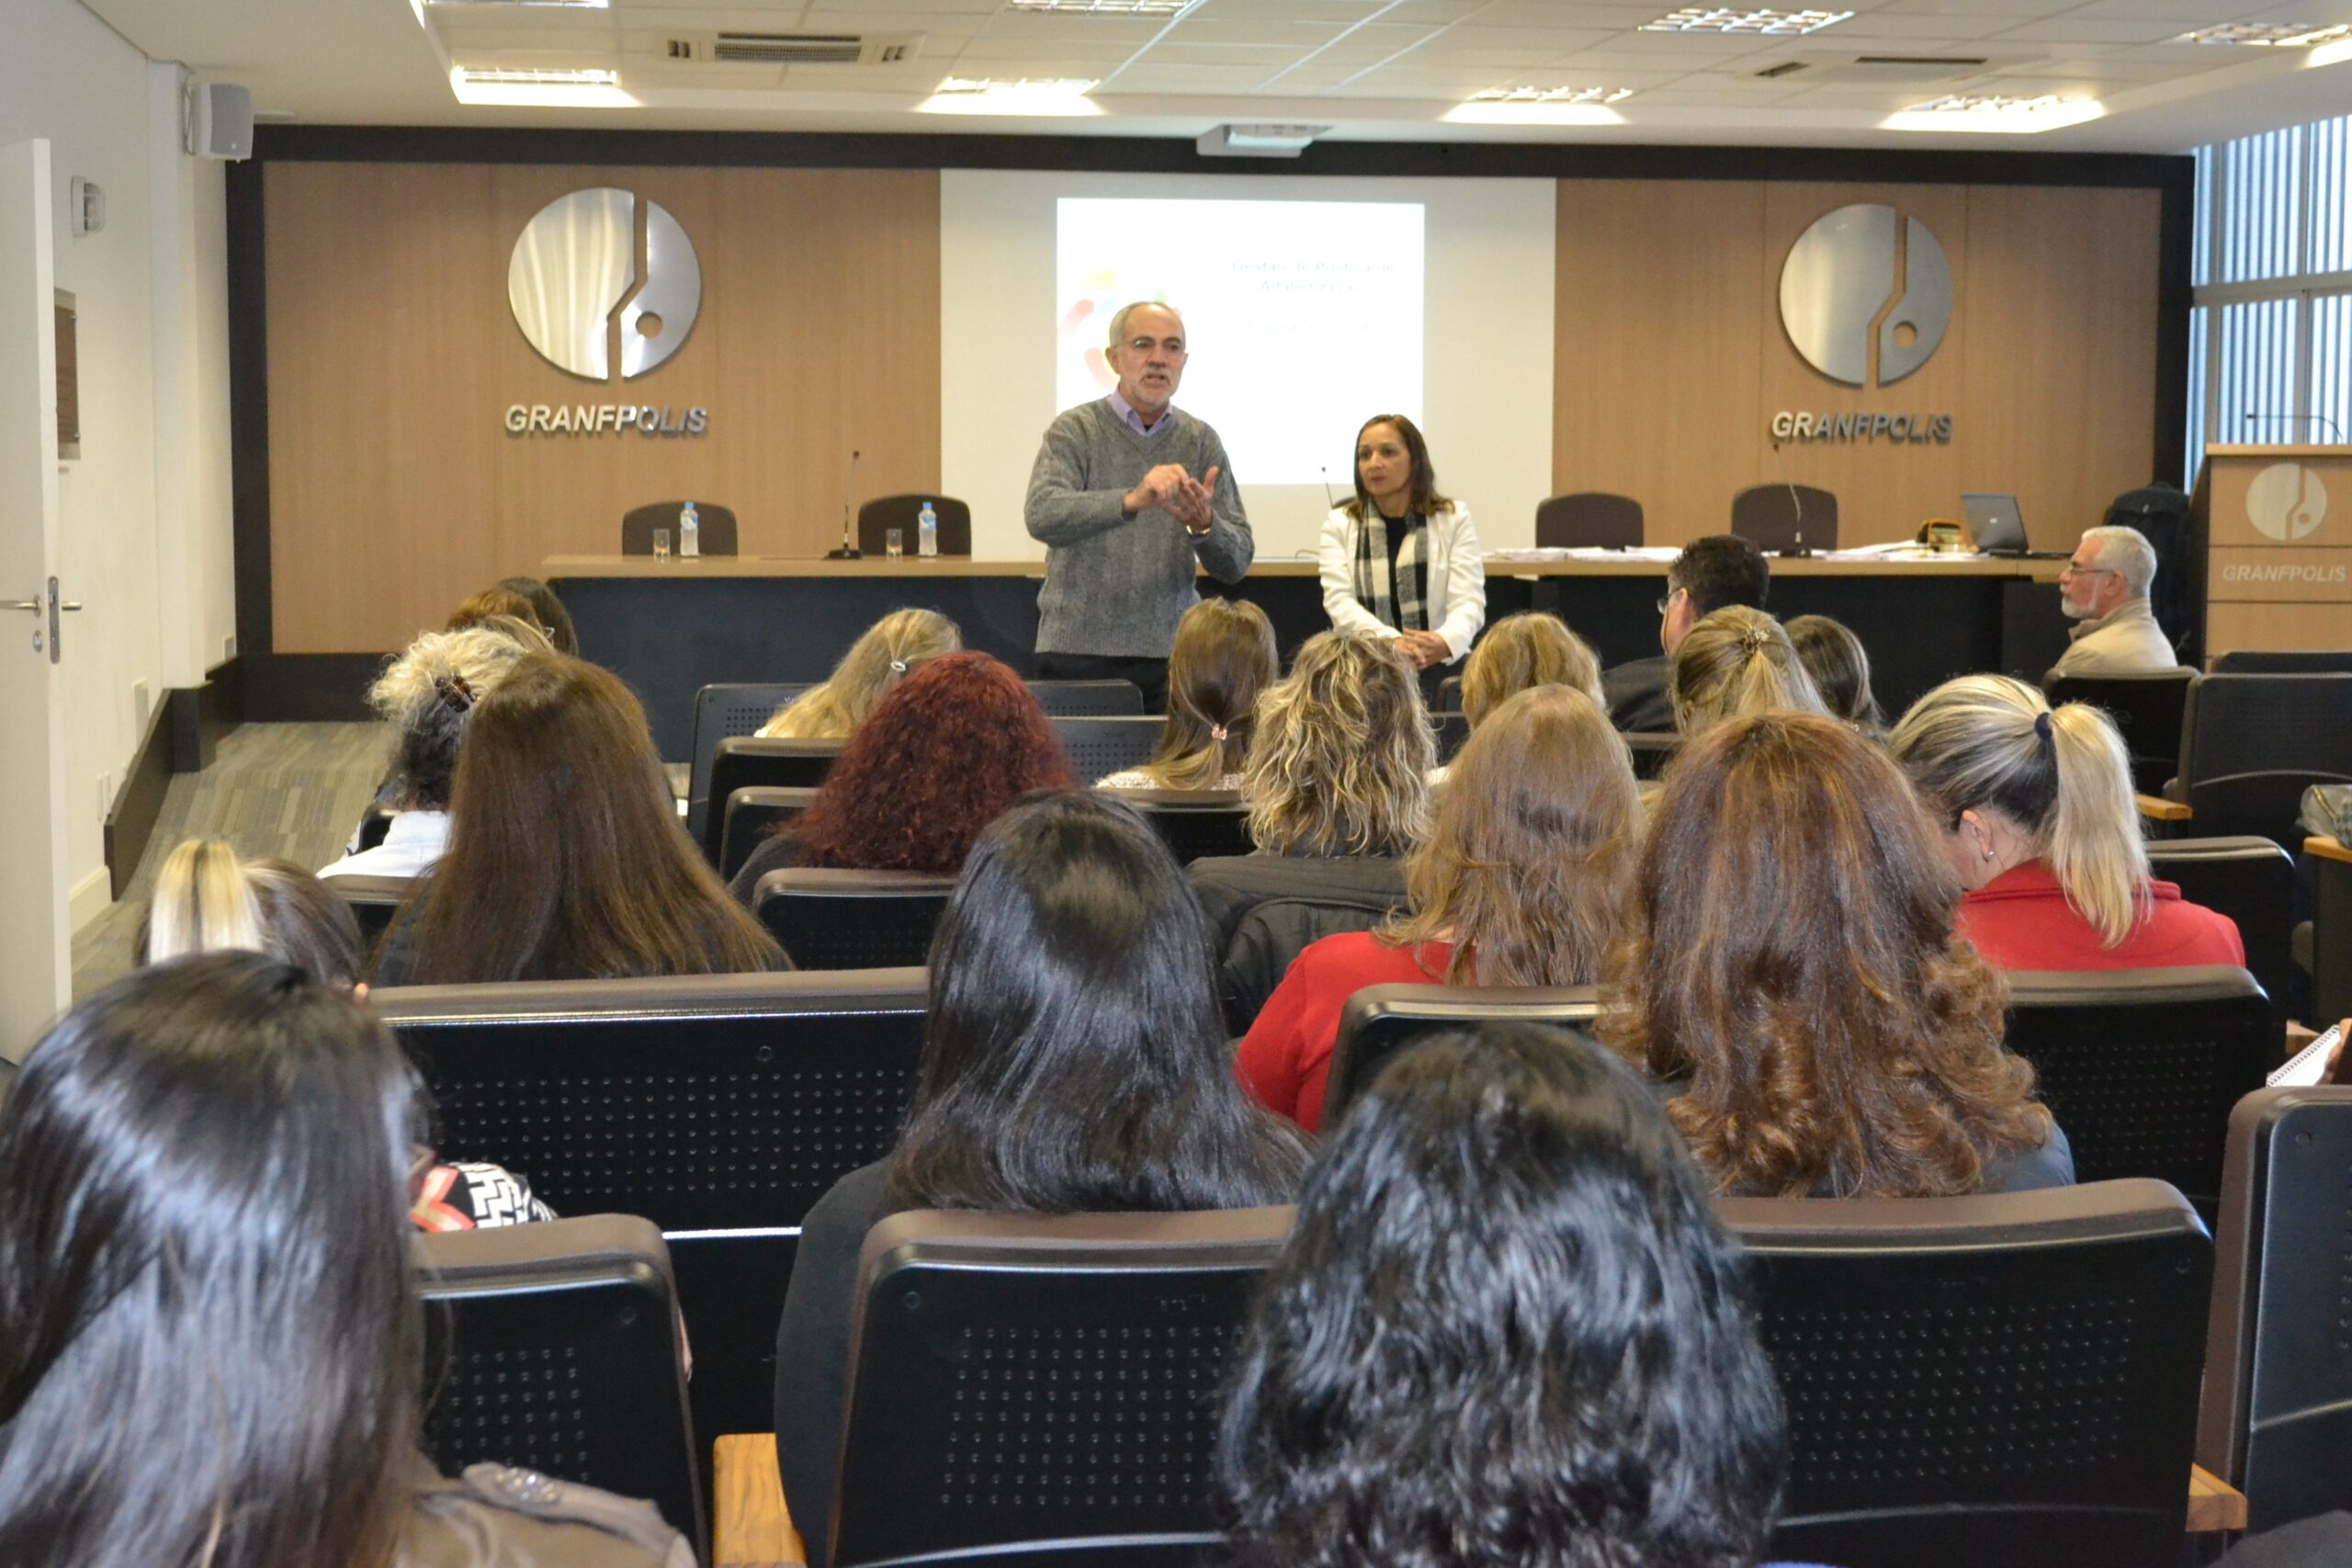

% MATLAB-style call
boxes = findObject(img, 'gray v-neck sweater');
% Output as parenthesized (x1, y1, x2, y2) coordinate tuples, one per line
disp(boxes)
(1023, 399, 1254, 658)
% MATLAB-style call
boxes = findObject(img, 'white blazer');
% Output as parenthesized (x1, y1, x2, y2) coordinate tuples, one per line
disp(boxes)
(1317, 501, 1487, 665)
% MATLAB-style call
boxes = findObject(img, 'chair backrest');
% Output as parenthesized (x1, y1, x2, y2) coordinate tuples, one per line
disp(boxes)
(1434, 673, 1463, 711)
(326, 873, 413, 947)
(1321, 983, 1602, 1131)
(1430, 711, 1469, 763)
(831, 1208, 1292, 1568)
(753, 866, 957, 969)
(1115, 788, 1252, 863)
(622, 501, 740, 557)
(857, 493, 974, 557)
(2199, 1088, 2352, 1533)
(705, 737, 844, 863)
(1729, 482, 1838, 552)
(2213, 649, 2352, 674)
(720, 785, 819, 881)
(2005, 965, 2272, 1208)
(1724, 1179, 2211, 1568)
(1622, 729, 1679, 782)
(2314, 844, 2352, 1022)
(417, 1214, 706, 1562)
(2044, 669, 2195, 796)
(1052, 715, 1164, 781)
(1534, 491, 1645, 549)
(2145, 837, 2295, 1049)
(1025, 678, 1147, 716)
(686, 682, 817, 841)
(2177, 672, 2352, 848)
(850, 1538, 1220, 1568)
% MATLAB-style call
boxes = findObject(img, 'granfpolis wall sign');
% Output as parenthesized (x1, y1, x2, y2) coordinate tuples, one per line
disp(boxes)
(504, 187, 710, 437)
(1770, 202, 1954, 446)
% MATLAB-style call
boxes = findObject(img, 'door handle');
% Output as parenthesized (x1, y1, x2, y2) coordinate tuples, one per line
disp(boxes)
(4, 599, 38, 612)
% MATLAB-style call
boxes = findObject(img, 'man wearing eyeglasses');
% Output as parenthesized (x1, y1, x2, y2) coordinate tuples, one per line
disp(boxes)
(1023, 300, 1251, 712)
(1602, 534, 1770, 732)
(2049, 525, 2179, 677)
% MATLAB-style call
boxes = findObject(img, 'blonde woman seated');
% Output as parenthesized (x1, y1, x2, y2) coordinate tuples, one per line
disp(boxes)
(1458, 611, 1604, 725)
(1237, 686, 1637, 1132)
(1668, 605, 1828, 737)
(1318, 414, 1484, 671)
(1098, 598, 1276, 792)
(1786, 613, 1883, 731)
(757, 607, 961, 740)
(1890, 675, 2243, 971)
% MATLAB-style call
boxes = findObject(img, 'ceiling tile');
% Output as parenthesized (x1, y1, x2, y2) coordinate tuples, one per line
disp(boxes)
(1984, 17, 2216, 42)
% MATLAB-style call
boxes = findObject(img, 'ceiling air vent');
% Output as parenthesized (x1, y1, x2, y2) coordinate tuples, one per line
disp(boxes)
(667, 31, 911, 65)
(1754, 53, 1999, 85)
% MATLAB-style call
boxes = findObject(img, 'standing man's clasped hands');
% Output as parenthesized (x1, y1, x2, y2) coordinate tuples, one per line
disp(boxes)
(1123, 462, 1222, 536)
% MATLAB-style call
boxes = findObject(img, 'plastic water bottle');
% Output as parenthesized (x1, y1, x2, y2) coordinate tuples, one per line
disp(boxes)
(678, 500, 700, 558)
(918, 500, 939, 558)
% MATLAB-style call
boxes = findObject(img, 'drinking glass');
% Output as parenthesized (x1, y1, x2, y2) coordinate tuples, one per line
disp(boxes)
(652, 527, 671, 562)
(886, 528, 905, 560)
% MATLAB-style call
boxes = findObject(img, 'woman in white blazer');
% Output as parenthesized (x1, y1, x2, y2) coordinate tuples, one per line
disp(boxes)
(1317, 413, 1486, 670)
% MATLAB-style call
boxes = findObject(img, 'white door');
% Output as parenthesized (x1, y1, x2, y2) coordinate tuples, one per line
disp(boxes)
(0, 139, 71, 1063)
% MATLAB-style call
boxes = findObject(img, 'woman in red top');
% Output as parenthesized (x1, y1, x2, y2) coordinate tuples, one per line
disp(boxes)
(1890, 674, 2244, 971)
(1235, 685, 1639, 1131)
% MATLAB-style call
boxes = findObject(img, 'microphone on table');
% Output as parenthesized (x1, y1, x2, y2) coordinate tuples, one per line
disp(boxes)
(2245, 412, 2346, 442)
(826, 448, 864, 560)
(1770, 437, 1813, 558)
(1320, 466, 1339, 509)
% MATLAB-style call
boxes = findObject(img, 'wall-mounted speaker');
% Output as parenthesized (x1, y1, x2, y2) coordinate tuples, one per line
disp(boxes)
(184, 82, 254, 162)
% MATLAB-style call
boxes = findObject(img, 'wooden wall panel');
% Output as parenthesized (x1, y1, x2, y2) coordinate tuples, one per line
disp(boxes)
(265, 163, 941, 653)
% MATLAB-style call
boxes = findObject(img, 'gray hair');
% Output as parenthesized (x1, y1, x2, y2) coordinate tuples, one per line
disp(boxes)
(2081, 525, 2155, 598)
(368, 626, 538, 809)
(1106, 299, 1185, 349)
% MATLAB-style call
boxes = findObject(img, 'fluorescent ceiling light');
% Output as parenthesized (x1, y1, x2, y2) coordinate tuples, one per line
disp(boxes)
(448, 66, 637, 107)
(1005, 0, 1194, 13)
(1444, 100, 1628, 126)
(429, 0, 608, 8)
(1905, 93, 2069, 114)
(2174, 22, 2352, 47)
(919, 77, 1103, 115)
(1882, 94, 2101, 133)
(1641, 7, 1852, 35)
(1468, 85, 1634, 105)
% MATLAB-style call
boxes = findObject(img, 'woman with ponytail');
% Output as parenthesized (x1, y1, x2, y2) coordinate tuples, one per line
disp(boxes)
(1890, 675, 2243, 971)
(1099, 597, 1275, 790)
(1668, 606, 1828, 738)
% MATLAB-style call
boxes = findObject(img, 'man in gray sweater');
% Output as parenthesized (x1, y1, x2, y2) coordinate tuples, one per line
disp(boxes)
(1023, 300, 1252, 711)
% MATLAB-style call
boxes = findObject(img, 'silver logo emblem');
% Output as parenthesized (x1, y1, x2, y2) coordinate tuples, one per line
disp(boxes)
(1779, 203, 1951, 388)
(2246, 462, 2330, 542)
(508, 187, 700, 381)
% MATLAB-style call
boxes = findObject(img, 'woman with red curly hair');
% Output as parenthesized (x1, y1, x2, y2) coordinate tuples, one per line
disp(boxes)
(729, 652, 1076, 898)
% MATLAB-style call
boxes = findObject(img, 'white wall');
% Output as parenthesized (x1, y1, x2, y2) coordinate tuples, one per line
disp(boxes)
(940, 170, 1555, 566)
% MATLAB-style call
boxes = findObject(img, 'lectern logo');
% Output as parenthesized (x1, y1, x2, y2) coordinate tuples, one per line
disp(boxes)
(508, 187, 700, 381)
(1779, 203, 1951, 388)
(2246, 462, 2330, 542)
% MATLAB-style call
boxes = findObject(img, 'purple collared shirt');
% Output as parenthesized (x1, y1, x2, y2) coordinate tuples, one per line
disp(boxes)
(1107, 389, 1173, 439)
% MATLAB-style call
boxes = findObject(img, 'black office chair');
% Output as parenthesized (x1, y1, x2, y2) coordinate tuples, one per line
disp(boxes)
(829, 1208, 1291, 1568)
(622, 502, 739, 557)
(1430, 712, 1470, 763)
(2147, 837, 2296, 1051)
(2213, 649, 2352, 674)
(1434, 674, 1463, 711)
(1622, 730, 1679, 782)
(1725, 1179, 2211, 1568)
(1321, 984, 1602, 1131)
(1534, 491, 1644, 549)
(2311, 839, 2352, 1021)
(2199, 1087, 2352, 1534)
(2045, 669, 2194, 798)
(2164, 674, 2352, 852)
(851, 1540, 1220, 1568)
(1117, 788, 1252, 863)
(2006, 965, 2272, 1209)
(1025, 679, 1147, 716)
(326, 873, 413, 948)
(1730, 483, 1838, 553)
(719, 785, 818, 881)
(752, 867, 957, 969)
(1052, 716, 1163, 780)
(703, 737, 843, 864)
(418, 1215, 705, 1563)
(685, 682, 816, 844)
(857, 494, 973, 557)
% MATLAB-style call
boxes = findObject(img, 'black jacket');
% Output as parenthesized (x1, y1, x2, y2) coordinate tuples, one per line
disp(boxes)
(1185, 855, 1408, 1033)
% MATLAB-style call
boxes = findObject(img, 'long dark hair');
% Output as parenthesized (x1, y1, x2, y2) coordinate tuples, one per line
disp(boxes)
(1345, 412, 1451, 520)
(494, 576, 579, 656)
(400, 652, 785, 982)
(885, 791, 1308, 1212)
(1218, 1025, 1786, 1568)
(0, 954, 424, 1568)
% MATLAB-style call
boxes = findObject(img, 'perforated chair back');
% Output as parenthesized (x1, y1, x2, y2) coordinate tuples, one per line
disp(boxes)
(1052, 716, 1162, 781)
(720, 786, 818, 881)
(2177, 673, 2352, 850)
(1730, 483, 1838, 553)
(1725, 1179, 2211, 1568)
(2005, 965, 2271, 1207)
(623, 502, 739, 557)
(327, 873, 413, 947)
(857, 494, 973, 557)
(1115, 788, 1252, 863)
(850, 1538, 1220, 1568)
(1534, 491, 1644, 549)
(2199, 1088, 2352, 1533)
(686, 682, 817, 842)
(2147, 837, 2295, 1049)
(1026, 679, 1146, 716)
(704, 736, 843, 863)
(378, 969, 928, 1443)
(753, 867, 957, 969)
(2213, 649, 2352, 674)
(2045, 669, 2194, 796)
(1322, 984, 1602, 1131)
(831, 1208, 1292, 1568)
(418, 1215, 704, 1562)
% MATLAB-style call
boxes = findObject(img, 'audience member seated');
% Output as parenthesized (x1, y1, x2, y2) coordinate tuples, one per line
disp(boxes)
(772, 792, 1308, 1567)
(757, 606, 962, 740)
(1187, 632, 1432, 958)
(374, 653, 786, 986)
(0, 954, 689, 1568)
(2050, 525, 2181, 677)
(1317, 412, 1485, 671)
(445, 587, 550, 643)
(1605, 712, 2074, 1196)
(1668, 606, 1828, 737)
(1460, 610, 1603, 723)
(1098, 597, 1275, 790)
(494, 574, 579, 656)
(1890, 675, 2244, 971)
(1236, 686, 1637, 1131)
(1216, 1025, 1792, 1568)
(1786, 613, 1883, 732)
(1602, 534, 1770, 732)
(729, 651, 1074, 901)
(320, 626, 537, 882)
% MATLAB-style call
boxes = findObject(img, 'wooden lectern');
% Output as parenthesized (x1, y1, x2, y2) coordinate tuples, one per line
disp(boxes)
(2196, 444, 2352, 658)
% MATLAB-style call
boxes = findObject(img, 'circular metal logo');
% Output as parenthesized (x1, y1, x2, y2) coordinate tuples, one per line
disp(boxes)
(2246, 461, 2330, 542)
(1779, 203, 1951, 388)
(508, 187, 700, 382)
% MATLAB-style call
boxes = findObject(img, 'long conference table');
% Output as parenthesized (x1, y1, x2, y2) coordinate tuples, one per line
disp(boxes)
(546, 554, 2072, 761)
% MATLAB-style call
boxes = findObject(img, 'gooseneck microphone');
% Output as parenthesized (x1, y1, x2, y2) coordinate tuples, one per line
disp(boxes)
(1320, 466, 1340, 509)
(2245, 412, 2347, 442)
(827, 449, 864, 560)
(1770, 437, 1813, 558)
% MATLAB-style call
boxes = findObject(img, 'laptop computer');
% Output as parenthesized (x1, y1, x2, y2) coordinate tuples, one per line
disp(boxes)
(1962, 492, 2071, 558)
